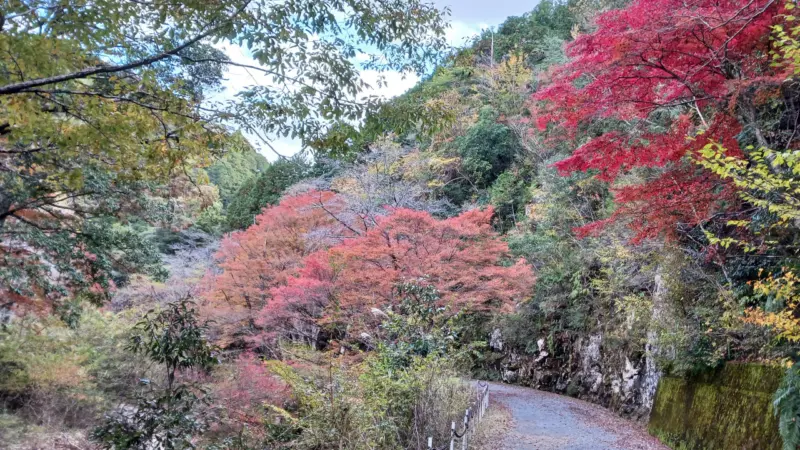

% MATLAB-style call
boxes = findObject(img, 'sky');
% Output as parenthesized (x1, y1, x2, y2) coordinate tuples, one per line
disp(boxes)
(218, 1, 539, 161)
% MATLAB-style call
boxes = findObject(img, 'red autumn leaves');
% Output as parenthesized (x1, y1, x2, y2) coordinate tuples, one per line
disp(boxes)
(202, 191, 534, 343)
(533, 0, 781, 241)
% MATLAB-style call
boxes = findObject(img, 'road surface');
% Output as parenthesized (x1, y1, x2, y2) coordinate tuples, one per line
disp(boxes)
(487, 382, 669, 450)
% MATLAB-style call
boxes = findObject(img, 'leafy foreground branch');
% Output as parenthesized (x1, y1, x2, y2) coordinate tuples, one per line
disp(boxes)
(94, 298, 217, 450)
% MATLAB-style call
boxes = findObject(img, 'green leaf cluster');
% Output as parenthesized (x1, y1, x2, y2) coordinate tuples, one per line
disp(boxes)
(225, 156, 313, 230)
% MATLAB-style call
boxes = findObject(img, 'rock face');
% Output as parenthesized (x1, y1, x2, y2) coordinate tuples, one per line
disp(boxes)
(488, 263, 676, 421)
(641, 268, 669, 411)
(489, 328, 504, 351)
(490, 328, 653, 421)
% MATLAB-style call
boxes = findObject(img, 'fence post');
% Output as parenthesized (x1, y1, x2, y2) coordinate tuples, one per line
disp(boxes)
(428, 384, 490, 450)
(479, 389, 484, 419)
(484, 385, 488, 417)
(450, 421, 456, 450)
(462, 408, 469, 450)
(470, 404, 475, 439)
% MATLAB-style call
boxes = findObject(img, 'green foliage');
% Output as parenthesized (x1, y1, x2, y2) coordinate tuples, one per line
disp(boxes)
(505, 165, 604, 334)
(0, 308, 145, 428)
(775, 362, 800, 450)
(474, 0, 576, 63)
(225, 157, 313, 230)
(310, 91, 457, 159)
(457, 107, 521, 189)
(0, 168, 169, 308)
(255, 283, 483, 449)
(490, 170, 530, 230)
(195, 201, 227, 236)
(772, 1, 800, 76)
(206, 136, 269, 206)
(94, 384, 210, 450)
(266, 350, 471, 450)
(126, 299, 217, 381)
(695, 143, 800, 252)
(379, 283, 464, 365)
(94, 298, 216, 449)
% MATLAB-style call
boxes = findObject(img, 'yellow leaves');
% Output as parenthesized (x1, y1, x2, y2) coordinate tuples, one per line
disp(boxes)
(331, 176, 359, 194)
(771, 2, 800, 75)
(702, 229, 759, 252)
(28, 353, 90, 389)
(427, 155, 459, 171)
(753, 271, 799, 300)
(726, 220, 750, 227)
(743, 271, 800, 343)
(745, 306, 800, 342)
(694, 141, 800, 249)
(265, 404, 299, 424)
(0, 41, 224, 189)
(489, 53, 533, 90)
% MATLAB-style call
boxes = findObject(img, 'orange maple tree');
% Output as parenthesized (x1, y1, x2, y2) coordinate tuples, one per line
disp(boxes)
(199, 191, 354, 340)
(264, 207, 535, 340)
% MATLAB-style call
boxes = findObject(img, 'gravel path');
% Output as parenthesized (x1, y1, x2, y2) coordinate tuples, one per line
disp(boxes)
(486, 382, 669, 450)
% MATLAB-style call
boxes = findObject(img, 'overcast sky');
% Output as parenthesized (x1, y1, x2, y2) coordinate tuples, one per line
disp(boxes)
(218, 1, 539, 161)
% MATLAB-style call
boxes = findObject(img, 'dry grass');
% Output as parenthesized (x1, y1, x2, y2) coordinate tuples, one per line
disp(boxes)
(471, 402, 514, 450)
(1, 413, 97, 450)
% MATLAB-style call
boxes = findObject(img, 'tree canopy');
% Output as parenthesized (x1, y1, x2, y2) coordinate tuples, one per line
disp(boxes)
(533, 0, 780, 241)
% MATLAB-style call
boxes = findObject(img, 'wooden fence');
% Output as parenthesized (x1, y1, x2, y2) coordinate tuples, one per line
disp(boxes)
(427, 381, 490, 450)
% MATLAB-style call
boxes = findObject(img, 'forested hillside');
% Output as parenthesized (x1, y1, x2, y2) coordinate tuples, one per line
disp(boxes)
(2, 0, 800, 449)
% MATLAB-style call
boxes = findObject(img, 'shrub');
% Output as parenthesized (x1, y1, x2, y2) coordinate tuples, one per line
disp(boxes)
(93, 298, 217, 450)
(265, 351, 471, 450)
(0, 308, 143, 429)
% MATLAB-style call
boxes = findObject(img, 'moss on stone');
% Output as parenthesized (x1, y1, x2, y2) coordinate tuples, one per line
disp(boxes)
(648, 362, 784, 450)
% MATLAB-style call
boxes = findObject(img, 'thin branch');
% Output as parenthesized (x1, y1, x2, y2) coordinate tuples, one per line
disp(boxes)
(0, 1, 251, 95)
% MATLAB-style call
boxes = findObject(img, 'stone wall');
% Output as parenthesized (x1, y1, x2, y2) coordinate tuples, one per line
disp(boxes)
(648, 362, 784, 450)
(487, 331, 653, 420)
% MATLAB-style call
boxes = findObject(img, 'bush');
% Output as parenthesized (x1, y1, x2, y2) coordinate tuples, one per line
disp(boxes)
(93, 298, 217, 450)
(455, 107, 520, 189)
(225, 157, 312, 230)
(490, 170, 530, 230)
(265, 350, 472, 450)
(0, 308, 145, 429)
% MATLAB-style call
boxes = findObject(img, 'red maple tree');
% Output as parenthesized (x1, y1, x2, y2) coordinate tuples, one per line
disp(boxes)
(533, 0, 781, 241)
(264, 207, 535, 340)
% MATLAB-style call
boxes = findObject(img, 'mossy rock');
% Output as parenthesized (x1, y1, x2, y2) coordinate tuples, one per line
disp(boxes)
(648, 362, 784, 450)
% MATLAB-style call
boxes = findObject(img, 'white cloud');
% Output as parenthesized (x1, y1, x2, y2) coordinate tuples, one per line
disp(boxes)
(208, 43, 301, 161)
(358, 70, 419, 101)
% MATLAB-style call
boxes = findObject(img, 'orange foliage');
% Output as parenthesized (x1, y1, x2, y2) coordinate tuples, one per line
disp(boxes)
(265, 207, 535, 338)
(203, 193, 534, 347)
(743, 271, 800, 343)
(199, 191, 354, 341)
(210, 353, 289, 428)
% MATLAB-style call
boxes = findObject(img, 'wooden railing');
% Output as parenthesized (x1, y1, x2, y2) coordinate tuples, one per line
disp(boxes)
(427, 381, 490, 450)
